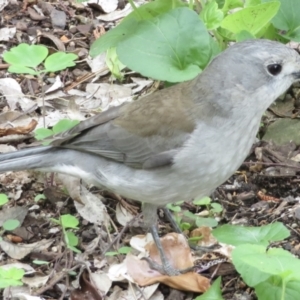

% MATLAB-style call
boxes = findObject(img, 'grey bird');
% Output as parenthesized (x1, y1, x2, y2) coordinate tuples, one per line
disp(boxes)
(1, 39, 300, 275)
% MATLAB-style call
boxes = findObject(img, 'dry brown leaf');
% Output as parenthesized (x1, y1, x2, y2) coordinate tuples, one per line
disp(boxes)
(190, 226, 218, 247)
(126, 233, 210, 293)
(0, 119, 37, 137)
(125, 254, 210, 293)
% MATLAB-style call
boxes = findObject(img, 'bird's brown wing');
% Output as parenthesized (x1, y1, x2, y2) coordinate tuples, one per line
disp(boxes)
(53, 80, 196, 169)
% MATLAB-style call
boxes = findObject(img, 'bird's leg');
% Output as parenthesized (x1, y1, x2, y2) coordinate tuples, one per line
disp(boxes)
(142, 203, 181, 276)
(163, 207, 216, 253)
(162, 207, 182, 234)
(147, 224, 181, 276)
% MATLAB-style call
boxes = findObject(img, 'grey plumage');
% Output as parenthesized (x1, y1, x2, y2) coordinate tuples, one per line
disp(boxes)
(1, 39, 300, 204)
(1, 39, 300, 275)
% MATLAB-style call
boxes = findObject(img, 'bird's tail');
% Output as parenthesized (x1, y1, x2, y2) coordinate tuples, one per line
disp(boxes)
(0, 146, 63, 173)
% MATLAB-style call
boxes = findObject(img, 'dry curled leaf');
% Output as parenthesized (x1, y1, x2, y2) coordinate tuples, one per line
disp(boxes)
(0, 119, 37, 137)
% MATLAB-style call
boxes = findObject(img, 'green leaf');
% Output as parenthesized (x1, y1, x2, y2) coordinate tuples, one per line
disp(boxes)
(245, 0, 261, 6)
(52, 119, 80, 135)
(35, 119, 79, 143)
(35, 128, 54, 140)
(118, 246, 132, 254)
(105, 251, 119, 256)
(255, 276, 300, 300)
(50, 218, 60, 225)
(67, 244, 81, 253)
(195, 217, 218, 228)
(184, 210, 218, 227)
(212, 222, 290, 246)
(217, 27, 236, 40)
(188, 236, 203, 243)
(117, 7, 212, 82)
(193, 196, 211, 206)
(195, 277, 224, 300)
(183, 210, 198, 220)
(200, 0, 224, 30)
(106, 47, 126, 80)
(221, 1, 280, 36)
(263, 0, 300, 41)
(0, 267, 24, 288)
(128, 0, 186, 21)
(232, 245, 300, 287)
(166, 203, 182, 212)
(3, 43, 48, 68)
(44, 52, 78, 72)
(68, 270, 77, 276)
(32, 260, 49, 265)
(180, 222, 192, 231)
(264, 0, 297, 31)
(0, 194, 8, 206)
(235, 30, 256, 41)
(34, 194, 46, 202)
(7, 65, 39, 75)
(65, 231, 78, 246)
(210, 203, 223, 213)
(60, 214, 79, 229)
(90, 0, 186, 57)
(90, 18, 139, 56)
(3, 219, 20, 231)
(222, 0, 244, 13)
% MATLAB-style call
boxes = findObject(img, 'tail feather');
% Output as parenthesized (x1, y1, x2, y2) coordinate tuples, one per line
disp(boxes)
(0, 146, 60, 172)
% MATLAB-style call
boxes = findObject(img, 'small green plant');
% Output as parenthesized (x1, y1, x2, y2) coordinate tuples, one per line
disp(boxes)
(166, 201, 193, 231)
(3, 43, 79, 137)
(105, 246, 132, 256)
(51, 214, 81, 253)
(34, 194, 47, 202)
(193, 196, 223, 215)
(166, 197, 221, 231)
(90, 3, 216, 83)
(89, 0, 300, 84)
(3, 44, 77, 76)
(0, 194, 20, 242)
(212, 222, 299, 300)
(34, 119, 80, 144)
(0, 267, 25, 289)
(2, 219, 20, 232)
(32, 260, 49, 265)
(0, 193, 8, 206)
(195, 277, 224, 300)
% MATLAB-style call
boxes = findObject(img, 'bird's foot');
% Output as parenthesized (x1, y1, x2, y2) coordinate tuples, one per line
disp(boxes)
(142, 257, 193, 276)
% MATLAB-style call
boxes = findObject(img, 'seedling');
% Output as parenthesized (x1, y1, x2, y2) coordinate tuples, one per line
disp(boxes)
(166, 198, 220, 231)
(51, 214, 81, 253)
(105, 246, 132, 256)
(0, 267, 25, 289)
(3, 43, 77, 76)
(3, 43, 78, 129)
(195, 277, 224, 300)
(34, 119, 80, 145)
(34, 194, 47, 202)
(32, 260, 49, 265)
(193, 196, 223, 215)
(0, 194, 20, 241)
(0, 193, 8, 206)
(212, 222, 299, 300)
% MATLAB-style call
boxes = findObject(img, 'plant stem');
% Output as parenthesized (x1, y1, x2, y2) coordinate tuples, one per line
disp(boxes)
(213, 29, 227, 50)
(128, 0, 143, 20)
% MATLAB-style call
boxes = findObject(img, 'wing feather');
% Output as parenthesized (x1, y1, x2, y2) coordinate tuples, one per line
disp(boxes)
(53, 81, 196, 169)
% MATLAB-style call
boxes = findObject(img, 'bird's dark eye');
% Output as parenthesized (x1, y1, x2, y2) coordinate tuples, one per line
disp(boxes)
(267, 63, 282, 76)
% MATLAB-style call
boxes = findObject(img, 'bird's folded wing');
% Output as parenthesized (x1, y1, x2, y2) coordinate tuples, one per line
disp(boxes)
(52, 81, 196, 169)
